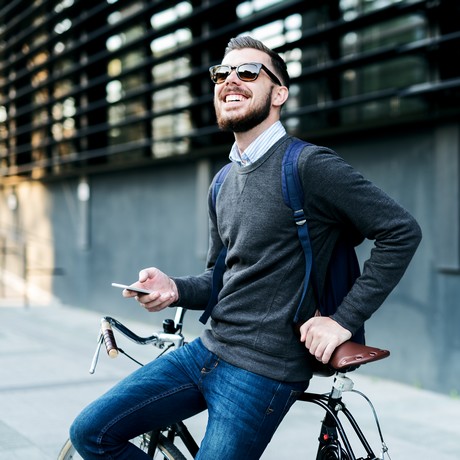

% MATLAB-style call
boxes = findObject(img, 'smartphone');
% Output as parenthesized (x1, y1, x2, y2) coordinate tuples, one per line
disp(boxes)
(111, 283, 152, 295)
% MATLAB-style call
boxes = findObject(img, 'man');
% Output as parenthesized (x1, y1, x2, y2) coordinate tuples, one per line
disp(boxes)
(70, 36, 421, 459)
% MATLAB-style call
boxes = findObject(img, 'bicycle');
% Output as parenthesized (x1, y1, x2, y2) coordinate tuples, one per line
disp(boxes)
(58, 307, 391, 460)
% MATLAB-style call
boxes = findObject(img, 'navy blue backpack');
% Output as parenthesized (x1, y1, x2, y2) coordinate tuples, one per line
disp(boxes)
(199, 139, 365, 346)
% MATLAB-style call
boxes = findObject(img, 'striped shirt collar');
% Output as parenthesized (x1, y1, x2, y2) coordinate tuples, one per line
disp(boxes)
(229, 121, 286, 166)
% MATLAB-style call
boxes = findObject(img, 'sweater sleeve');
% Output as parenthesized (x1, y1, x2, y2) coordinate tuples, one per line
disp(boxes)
(300, 147, 422, 334)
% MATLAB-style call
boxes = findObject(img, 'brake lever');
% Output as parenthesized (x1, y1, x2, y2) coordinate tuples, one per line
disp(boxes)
(89, 333, 104, 374)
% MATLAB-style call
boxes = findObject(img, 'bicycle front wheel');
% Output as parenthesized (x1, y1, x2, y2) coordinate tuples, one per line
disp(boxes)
(57, 433, 187, 460)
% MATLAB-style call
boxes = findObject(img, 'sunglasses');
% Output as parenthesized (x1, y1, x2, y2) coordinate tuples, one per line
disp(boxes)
(209, 62, 282, 86)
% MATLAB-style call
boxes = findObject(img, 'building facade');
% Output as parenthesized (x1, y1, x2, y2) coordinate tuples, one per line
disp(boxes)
(1, 0, 460, 394)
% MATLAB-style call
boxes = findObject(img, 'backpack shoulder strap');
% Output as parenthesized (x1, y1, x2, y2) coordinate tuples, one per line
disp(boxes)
(281, 139, 317, 323)
(211, 163, 232, 212)
(282, 141, 364, 343)
(199, 163, 232, 324)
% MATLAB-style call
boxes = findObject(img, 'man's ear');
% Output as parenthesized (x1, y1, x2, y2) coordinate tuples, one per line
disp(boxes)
(272, 85, 289, 108)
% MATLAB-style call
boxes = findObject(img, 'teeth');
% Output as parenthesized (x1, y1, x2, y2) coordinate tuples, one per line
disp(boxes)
(226, 95, 244, 102)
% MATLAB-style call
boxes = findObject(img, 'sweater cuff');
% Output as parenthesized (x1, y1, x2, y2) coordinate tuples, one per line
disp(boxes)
(169, 276, 183, 307)
(331, 300, 365, 335)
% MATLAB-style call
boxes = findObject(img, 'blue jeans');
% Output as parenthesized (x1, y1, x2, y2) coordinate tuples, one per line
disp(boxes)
(70, 338, 309, 459)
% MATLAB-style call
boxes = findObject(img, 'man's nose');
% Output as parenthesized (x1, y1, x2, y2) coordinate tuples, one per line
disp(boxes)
(225, 68, 240, 84)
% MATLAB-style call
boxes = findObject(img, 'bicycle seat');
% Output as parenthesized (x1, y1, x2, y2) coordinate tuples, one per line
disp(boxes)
(313, 342, 390, 377)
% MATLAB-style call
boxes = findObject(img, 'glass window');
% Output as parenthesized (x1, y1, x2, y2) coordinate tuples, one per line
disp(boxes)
(0, 0, 456, 178)
(337, 8, 429, 127)
(151, 2, 193, 30)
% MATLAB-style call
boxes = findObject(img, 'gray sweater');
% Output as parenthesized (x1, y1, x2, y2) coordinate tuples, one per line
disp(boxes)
(173, 135, 421, 382)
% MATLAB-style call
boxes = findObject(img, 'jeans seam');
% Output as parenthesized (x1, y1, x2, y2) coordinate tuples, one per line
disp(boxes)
(245, 387, 303, 459)
(96, 382, 197, 453)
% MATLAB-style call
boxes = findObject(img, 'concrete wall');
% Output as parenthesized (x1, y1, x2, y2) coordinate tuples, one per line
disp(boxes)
(1, 121, 458, 395)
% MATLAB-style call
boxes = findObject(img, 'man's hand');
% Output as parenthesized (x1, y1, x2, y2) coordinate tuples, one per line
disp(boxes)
(123, 267, 179, 313)
(299, 316, 352, 364)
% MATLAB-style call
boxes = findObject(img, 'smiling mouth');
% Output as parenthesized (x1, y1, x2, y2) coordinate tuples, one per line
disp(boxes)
(224, 93, 248, 103)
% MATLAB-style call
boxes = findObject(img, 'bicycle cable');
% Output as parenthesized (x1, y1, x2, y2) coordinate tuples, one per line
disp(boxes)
(351, 389, 391, 460)
(118, 342, 176, 367)
(118, 349, 145, 367)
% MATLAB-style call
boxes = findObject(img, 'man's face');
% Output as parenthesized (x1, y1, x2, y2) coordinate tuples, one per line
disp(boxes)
(213, 49, 281, 133)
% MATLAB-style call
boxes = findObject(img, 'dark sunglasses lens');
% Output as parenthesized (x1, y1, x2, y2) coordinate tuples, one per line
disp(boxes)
(213, 66, 231, 83)
(237, 64, 259, 81)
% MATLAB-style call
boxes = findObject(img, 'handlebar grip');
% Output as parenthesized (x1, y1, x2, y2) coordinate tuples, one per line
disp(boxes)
(101, 320, 119, 358)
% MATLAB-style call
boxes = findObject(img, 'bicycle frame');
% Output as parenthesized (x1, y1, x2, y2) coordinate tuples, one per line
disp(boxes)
(86, 308, 389, 460)
(298, 375, 379, 460)
(152, 421, 200, 457)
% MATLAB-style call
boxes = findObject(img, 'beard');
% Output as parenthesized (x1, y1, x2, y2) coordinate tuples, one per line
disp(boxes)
(215, 89, 272, 133)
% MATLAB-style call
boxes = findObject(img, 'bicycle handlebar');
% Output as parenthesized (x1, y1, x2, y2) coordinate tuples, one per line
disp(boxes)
(101, 316, 184, 349)
(101, 319, 119, 358)
(89, 310, 186, 374)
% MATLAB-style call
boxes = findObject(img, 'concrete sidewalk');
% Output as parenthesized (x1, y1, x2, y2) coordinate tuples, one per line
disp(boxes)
(0, 301, 459, 459)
